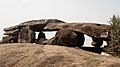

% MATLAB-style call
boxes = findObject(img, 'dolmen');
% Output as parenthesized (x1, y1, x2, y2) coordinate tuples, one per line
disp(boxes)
(2, 19, 111, 47)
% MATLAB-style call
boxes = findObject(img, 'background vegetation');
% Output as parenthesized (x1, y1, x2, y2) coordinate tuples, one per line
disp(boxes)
(104, 15, 120, 57)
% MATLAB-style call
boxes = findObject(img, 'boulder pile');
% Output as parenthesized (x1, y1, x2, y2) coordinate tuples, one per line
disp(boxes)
(2, 19, 111, 47)
(2, 19, 65, 43)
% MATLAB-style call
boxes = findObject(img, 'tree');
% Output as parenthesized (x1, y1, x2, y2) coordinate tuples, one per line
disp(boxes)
(104, 15, 120, 57)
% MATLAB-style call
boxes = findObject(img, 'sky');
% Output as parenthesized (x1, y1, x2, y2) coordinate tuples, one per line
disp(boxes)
(0, 0, 120, 46)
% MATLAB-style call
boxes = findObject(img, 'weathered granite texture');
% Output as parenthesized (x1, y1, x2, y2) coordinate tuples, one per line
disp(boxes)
(2, 19, 111, 47)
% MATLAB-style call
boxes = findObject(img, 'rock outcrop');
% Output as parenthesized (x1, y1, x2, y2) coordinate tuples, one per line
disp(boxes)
(0, 43, 119, 67)
(2, 19, 111, 47)
(2, 19, 65, 43)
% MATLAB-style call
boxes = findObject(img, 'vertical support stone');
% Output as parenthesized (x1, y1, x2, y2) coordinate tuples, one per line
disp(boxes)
(2, 36, 10, 43)
(18, 26, 35, 43)
(105, 32, 111, 46)
(75, 31, 85, 46)
(29, 29, 36, 43)
(2, 35, 18, 43)
(51, 30, 85, 47)
(37, 31, 46, 44)
(2, 29, 20, 43)
(91, 37, 103, 47)
(9, 35, 18, 43)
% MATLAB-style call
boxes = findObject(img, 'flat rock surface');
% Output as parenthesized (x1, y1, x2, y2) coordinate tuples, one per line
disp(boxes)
(0, 43, 120, 67)
(4, 19, 65, 31)
(4, 25, 24, 31)
(44, 23, 111, 38)
(19, 19, 65, 26)
(4, 29, 20, 35)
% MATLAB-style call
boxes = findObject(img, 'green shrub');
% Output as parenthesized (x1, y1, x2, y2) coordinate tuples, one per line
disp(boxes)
(104, 15, 120, 57)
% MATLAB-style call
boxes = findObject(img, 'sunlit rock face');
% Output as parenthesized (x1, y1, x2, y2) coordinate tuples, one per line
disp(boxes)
(18, 26, 35, 43)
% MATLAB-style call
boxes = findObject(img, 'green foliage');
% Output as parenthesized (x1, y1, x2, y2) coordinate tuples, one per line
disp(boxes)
(105, 15, 120, 57)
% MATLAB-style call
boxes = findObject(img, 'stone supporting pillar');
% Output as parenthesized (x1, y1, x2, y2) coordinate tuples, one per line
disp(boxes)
(18, 26, 35, 43)
(75, 31, 85, 46)
(2, 29, 20, 43)
(51, 30, 85, 47)
(37, 31, 46, 44)
(2, 36, 10, 43)
(91, 37, 103, 47)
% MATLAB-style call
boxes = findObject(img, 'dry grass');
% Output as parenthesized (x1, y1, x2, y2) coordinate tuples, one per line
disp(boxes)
(0, 43, 119, 67)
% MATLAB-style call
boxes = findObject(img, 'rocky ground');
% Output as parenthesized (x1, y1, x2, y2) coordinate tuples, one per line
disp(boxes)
(0, 43, 120, 67)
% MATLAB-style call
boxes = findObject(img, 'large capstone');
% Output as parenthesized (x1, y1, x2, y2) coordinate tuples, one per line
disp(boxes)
(19, 19, 65, 31)
(18, 26, 35, 43)
(51, 30, 85, 47)
(44, 23, 111, 38)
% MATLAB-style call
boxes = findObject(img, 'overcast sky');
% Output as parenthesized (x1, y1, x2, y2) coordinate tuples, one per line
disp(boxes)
(0, 0, 120, 45)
